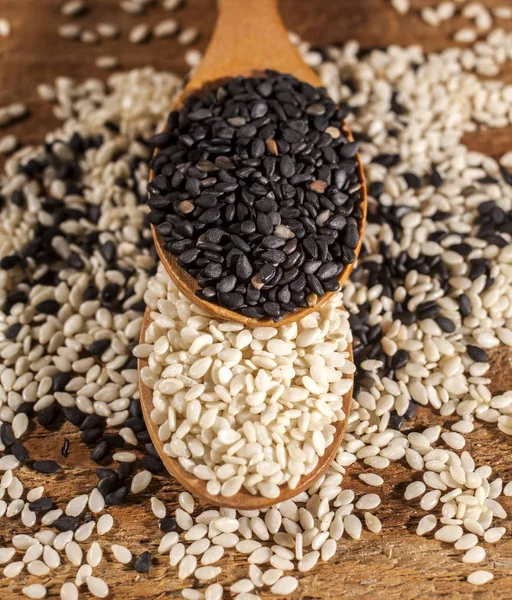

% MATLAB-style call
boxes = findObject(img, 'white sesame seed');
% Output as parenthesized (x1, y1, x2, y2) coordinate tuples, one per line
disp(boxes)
(154, 19, 179, 38)
(96, 23, 119, 39)
(463, 546, 486, 564)
(364, 512, 382, 534)
(95, 56, 119, 70)
(87, 541, 102, 567)
(86, 576, 109, 598)
(111, 544, 132, 564)
(0, 547, 16, 564)
(4, 561, 24, 578)
(22, 584, 47, 599)
(129, 24, 151, 44)
(65, 494, 88, 517)
(0, 18, 11, 37)
(163, 0, 183, 8)
(178, 26, 199, 45)
(467, 570, 494, 585)
(359, 473, 384, 487)
(179, 491, 194, 513)
(151, 496, 166, 519)
(435, 525, 463, 543)
(60, 582, 79, 600)
(61, 0, 87, 16)
(75, 521, 95, 542)
(65, 541, 83, 567)
(416, 515, 437, 536)
(97, 514, 113, 536)
(271, 576, 299, 594)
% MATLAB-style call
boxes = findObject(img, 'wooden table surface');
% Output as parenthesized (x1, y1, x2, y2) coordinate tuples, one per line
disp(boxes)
(0, 1, 511, 599)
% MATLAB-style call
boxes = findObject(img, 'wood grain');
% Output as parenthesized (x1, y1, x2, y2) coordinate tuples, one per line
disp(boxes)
(0, 1, 511, 599)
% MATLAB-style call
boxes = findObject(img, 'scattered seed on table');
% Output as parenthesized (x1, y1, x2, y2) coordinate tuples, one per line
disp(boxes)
(467, 571, 494, 586)
(58, 23, 82, 39)
(120, 0, 145, 14)
(0, 135, 18, 154)
(80, 30, 99, 44)
(61, 0, 88, 16)
(95, 56, 119, 70)
(163, 0, 184, 9)
(96, 23, 119, 39)
(22, 584, 47, 599)
(177, 26, 198, 45)
(112, 544, 132, 565)
(134, 551, 151, 573)
(86, 576, 109, 598)
(0, 18, 10, 37)
(153, 19, 179, 38)
(33, 461, 60, 474)
(129, 24, 151, 44)
(60, 582, 78, 600)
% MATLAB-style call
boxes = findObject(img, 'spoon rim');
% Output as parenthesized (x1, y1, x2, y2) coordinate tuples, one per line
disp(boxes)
(138, 307, 353, 510)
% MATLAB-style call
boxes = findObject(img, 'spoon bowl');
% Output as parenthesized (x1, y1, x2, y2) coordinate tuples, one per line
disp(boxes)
(138, 308, 353, 510)
(150, 0, 367, 329)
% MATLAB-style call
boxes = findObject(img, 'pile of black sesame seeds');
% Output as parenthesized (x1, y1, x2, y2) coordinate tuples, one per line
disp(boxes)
(148, 71, 363, 321)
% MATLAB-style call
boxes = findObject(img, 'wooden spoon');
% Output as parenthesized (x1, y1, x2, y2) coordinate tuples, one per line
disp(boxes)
(150, 0, 367, 328)
(138, 308, 353, 510)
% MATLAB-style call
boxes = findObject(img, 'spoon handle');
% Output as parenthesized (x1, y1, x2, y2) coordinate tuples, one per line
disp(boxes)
(186, 0, 321, 95)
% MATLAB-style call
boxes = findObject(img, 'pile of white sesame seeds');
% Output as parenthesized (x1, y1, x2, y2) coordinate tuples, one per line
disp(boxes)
(0, 9, 511, 599)
(137, 265, 354, 499)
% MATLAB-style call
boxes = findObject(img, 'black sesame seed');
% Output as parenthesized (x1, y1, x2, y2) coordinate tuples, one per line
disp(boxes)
(54, 516, 80, 532)
(16, 402, 35, 417)
(0, 254, 22, 270)
(11, 441, 29, 464)
(141, 454, 164, 474)
(29, 497, 54, 512)
(435, 317, 456, 333)
(457, 293, 471, 318)
(391, 349, 410, 370)
(389, 411, 404, 431)
(0, 423, 15, 447)
(105, 486, 129, 505)
(37, 405, 59, 429)
(5, 322, 22, 340)
(33, 460, 61, 474)
(117, 461, 135, 481)
(62, 406, 85, 427)
(89, 339, 111, 356)
(100, 241, 116, 264)
(98, 474, 119, 496)
(134, 551, 151, 573)
(61, 438, 70, 459)
(159, 517, 179, 533)
(90, 440, 110, 462)
(104, 433, 125, 448)
(81, 428, 104, 444)
(404, 400, 419, 420)
(35, 299, 61, 315)
(467, 345, 487, 363)
(80, 414, 103, 430)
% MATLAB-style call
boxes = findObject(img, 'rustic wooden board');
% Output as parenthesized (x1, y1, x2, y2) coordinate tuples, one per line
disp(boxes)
(0, 1, 511, 599)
